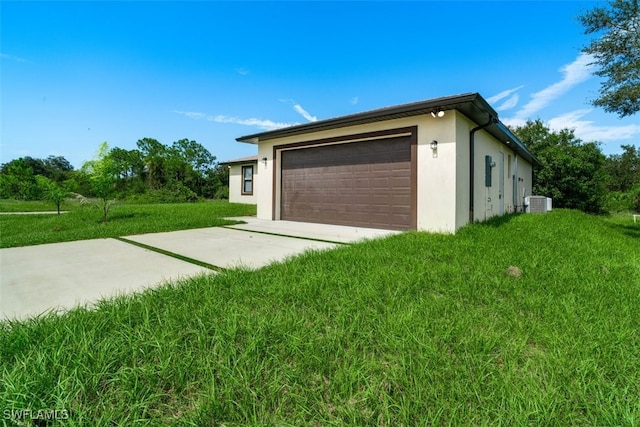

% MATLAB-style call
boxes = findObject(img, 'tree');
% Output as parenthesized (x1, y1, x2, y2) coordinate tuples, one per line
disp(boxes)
(35, 176, 69, 214)
(205, 162, 230, 199)
(579, 0, 640, 117)
(511, 120, 608, 213)
(171, 139, 216, 195)
(0, 158, 39, 200)
(605, 144, 640, 191)
(136, 138, 168, 190)
(0, 155, 75, 201)
(81, 142, 118, 222)
(603, 144, 640, 211)
(108, 147, 145, 195)
(42, 156, 74, 182)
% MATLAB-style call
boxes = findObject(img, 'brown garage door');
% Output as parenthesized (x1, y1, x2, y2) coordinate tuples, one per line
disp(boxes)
(281, 136, 413, 230)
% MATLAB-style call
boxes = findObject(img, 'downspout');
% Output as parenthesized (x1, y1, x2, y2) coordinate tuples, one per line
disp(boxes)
(513, 154, 519, 212)
(469, 116, 497, 223)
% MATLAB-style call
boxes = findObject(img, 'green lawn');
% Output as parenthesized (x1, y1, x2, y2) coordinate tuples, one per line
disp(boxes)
(0, 199, 84, 213)
(1, 210, 639, 425)
(0, 200, 256, 248)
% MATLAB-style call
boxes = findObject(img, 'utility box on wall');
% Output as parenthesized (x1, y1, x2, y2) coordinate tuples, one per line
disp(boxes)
(485, 155, 493, 187)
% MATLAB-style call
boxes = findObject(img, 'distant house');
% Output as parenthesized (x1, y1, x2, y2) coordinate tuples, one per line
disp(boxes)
(231, 93, 540, 233)
(220, 155, 258, 204)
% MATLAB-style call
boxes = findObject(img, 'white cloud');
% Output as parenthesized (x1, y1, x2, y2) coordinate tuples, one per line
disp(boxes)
(1, 53, 31, 63)
(280, 99, 318, 122)
(351, 97, 359, 105)
(513, 53, 595, 120)
(173, 109, 297, 130)
(209, 115, 297, 130)
(235, 67, 249, 75)
(547, 109, 640, 142)
(172, 110, 206, 120)
(293, 104, 317, 122)
(496, 94, 520, 111)
(487, 85, 524, 104)
(501, 117, 527, 129)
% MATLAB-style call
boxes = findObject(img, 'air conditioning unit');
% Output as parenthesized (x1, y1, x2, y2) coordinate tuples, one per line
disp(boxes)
(525, 196, 552, 213)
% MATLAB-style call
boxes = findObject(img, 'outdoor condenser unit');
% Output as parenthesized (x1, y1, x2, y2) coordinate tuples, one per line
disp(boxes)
(525, 196, 552, 213)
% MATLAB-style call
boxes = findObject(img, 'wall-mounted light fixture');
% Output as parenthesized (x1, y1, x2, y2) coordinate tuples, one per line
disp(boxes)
(430, 140, 438, 150)
(262, 157, 268, 166)
(431, 110, 445, 118)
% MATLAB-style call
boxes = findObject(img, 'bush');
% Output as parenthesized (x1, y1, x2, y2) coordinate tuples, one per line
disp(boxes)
(123, 183, 201, 204)
(604, 185, 640, 213)
(214, 185, 229, 200)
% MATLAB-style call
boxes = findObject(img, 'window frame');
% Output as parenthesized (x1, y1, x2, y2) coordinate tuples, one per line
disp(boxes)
(241, 165, 254, 195)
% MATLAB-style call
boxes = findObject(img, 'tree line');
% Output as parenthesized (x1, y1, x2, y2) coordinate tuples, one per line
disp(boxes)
(512, 120, 639, 213)
(0, 138, 229, 214)
(2, 128, 639, 216)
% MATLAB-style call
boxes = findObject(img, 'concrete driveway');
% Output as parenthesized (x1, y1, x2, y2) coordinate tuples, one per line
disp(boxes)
(1, 218, 397, 320)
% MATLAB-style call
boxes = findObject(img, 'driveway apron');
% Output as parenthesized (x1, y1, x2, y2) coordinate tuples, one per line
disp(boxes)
(1, 219, 397, 320)
(0, 238, 209, 320)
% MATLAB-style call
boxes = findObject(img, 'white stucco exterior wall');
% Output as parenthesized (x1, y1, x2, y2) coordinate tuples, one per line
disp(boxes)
(252, 111, 534, 233)
(228, 163, 258, 204)
(416, 113, 458, 232)
(455, 113, 532, 224)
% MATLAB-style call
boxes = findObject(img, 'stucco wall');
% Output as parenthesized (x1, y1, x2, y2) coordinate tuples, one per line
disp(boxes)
(253, 111, 534, 232)
(255, 115, 460, 232)
(228, 163, 258, 204)
(455, 113, 533, 224)
(416, 113, 459, 232)
(515, 157, 533, 209)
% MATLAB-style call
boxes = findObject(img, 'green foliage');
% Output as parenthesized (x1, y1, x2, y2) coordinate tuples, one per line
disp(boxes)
(0, 158, 39, 200)
(579, 0, 640, 117)
(132, 137, 222, 199)
(124, 183, 200, 204)
(1, 156, 75, 201)
(34, 176, 70, 214)
(1, 138, 227, 203)
(1, 211, 638, 424)
(605, 144, 640, 191)
(0, 156, 74, 184)
(511, 120, 608, 213)
(81, 142, 119, 222)
(604, 186, 640, 212)
(603, 145, 640, 212)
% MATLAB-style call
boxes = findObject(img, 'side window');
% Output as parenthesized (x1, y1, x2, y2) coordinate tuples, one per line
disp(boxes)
(242, 165, 253, 195)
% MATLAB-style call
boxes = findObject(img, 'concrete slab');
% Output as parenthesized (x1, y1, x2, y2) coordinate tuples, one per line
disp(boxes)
(124, 227, 338, 270)
(225, 216, 400, 244)
(0, 239, 210, 320)
(1, 219, 393, 321)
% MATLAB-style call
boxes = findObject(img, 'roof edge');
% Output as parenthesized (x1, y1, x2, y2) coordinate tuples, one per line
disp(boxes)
(219, 155, 258, 165)
(235, 93, 540, 166)
(236, 93, 485, 143)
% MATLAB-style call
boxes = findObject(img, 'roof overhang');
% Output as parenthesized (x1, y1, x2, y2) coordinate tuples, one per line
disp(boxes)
(219, 155, 258, 166)
(236, 93, 540, 166)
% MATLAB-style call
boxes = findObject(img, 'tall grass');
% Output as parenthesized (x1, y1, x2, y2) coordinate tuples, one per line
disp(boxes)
(0, 201, 256, 248)
(1, 210, 639, 425)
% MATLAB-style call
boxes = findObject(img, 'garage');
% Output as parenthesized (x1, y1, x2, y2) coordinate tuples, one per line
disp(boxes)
(236, 94, 539, 233)
(280, 136, 414, 230)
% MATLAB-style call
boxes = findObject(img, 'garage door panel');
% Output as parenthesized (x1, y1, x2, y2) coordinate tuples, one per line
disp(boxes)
(281, 136, 413, 230)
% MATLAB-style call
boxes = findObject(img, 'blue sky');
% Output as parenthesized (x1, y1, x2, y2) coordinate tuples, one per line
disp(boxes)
(2, 1, 639, 169)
